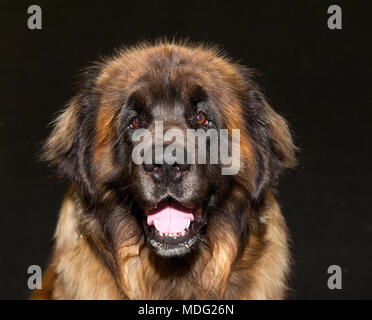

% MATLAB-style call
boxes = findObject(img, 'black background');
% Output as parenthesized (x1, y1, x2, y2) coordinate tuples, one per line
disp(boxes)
(1, 0, 371, 299)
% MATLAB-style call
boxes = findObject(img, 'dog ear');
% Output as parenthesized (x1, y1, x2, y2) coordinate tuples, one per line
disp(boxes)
(41, 68, 101, 205)
(263, 101, 297, 169)
(239, 68, 297, 208)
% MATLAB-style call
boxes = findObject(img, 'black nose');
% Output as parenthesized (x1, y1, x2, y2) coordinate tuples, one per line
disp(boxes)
(143, 162, 191, 183)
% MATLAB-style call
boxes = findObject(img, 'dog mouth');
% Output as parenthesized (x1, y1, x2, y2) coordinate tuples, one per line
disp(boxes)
(143, 198, 206, 257)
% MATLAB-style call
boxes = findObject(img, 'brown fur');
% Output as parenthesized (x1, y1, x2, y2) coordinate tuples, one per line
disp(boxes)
(31, 187, 290, 299)
(32, 41, 296, 300)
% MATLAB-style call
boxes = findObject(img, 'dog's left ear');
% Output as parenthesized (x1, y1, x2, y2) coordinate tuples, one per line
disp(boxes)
(238, 67, 297, 207)
(261, 96, 297, 170)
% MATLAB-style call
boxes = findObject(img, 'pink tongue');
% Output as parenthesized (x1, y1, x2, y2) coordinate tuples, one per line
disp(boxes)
(147, 206, 194, 233)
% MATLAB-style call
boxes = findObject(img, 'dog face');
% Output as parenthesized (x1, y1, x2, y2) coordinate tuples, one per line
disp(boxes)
(118, 62, 235, 256)
(126, 90, 222, 256)
(43, 42, 296, 261)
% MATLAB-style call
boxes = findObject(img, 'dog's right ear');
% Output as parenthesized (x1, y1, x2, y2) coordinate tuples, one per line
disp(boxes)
(42, 96, 81, 175)
(41, 68, 101, 205)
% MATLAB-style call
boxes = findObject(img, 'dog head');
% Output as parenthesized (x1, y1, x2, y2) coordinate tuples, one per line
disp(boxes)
(42, 42, 296, 259)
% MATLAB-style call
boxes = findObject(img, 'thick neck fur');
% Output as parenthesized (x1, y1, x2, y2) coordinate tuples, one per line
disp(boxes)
(33, 186, 289, 300)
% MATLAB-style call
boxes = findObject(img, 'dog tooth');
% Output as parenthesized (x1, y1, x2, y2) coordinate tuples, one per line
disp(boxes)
(181, 231, 185, 236)
(159, 232, 163, 237)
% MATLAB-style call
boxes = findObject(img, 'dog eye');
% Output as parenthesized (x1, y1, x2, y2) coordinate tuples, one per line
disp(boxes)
(130, 117, 140, 128)
(196, 111, 208, 126)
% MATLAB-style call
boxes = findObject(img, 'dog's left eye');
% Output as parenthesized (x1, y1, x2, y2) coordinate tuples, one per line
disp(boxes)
(130, 117, 140, 128)
(196, 111, 208, 126)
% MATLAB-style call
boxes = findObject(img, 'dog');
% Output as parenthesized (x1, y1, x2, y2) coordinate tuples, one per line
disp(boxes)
(31, 41, 296, 299)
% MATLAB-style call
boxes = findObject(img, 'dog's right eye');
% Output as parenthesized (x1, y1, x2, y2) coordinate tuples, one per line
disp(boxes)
(130, 117, 140, 128)
(195, 111, 208, 126)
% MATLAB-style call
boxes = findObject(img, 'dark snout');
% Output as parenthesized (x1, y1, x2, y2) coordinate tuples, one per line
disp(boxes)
(142, 144, 191, 183)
